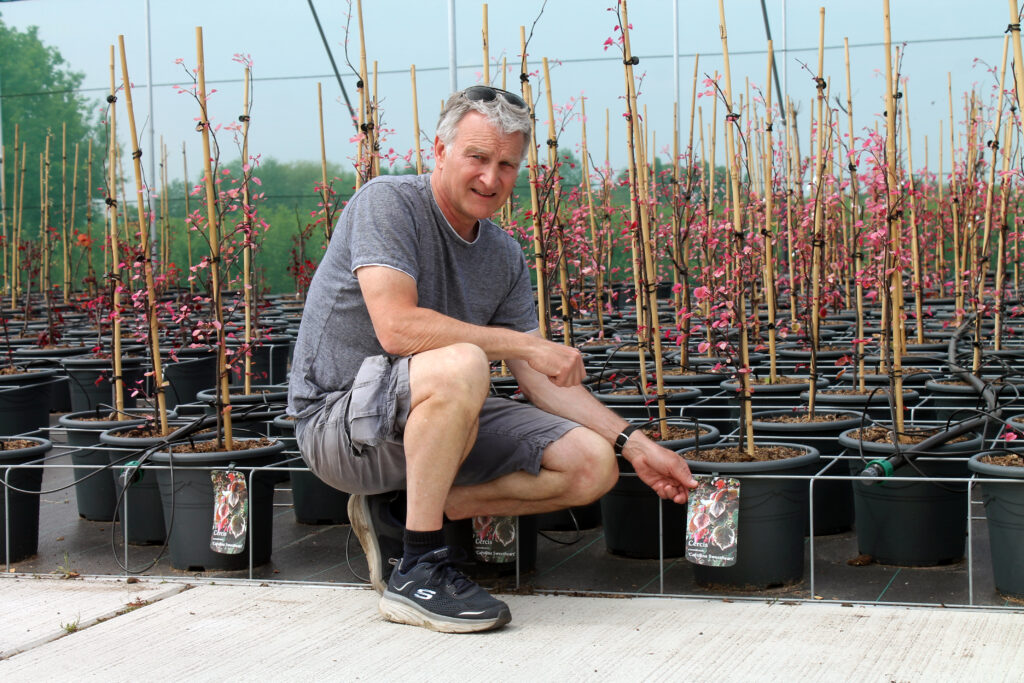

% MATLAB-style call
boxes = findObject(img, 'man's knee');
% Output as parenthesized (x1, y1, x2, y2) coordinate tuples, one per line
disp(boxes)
(410, 342, 490, 405)
(549, 428, 618, 505)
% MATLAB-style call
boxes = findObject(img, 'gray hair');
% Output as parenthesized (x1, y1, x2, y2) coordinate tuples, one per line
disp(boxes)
(435, 89, 533, 163)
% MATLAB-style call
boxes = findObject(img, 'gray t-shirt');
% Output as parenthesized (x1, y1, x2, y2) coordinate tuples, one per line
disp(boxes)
(287, 173, 537, 421)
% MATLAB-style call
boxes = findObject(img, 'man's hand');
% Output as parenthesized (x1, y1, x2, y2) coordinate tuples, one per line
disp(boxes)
(526, 338, 586, 387)
(625, 436, 698, 504)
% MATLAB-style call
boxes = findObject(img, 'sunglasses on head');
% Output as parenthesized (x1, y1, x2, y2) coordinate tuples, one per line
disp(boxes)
(462, 85, 528, 109)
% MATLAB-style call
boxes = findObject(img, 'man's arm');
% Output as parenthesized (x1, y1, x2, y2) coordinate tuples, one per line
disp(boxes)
(356, 265, 585, 387)
(508, 344, 698, 504)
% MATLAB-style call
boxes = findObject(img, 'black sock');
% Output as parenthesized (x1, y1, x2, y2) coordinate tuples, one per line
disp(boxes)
(401, 528, 446, 569)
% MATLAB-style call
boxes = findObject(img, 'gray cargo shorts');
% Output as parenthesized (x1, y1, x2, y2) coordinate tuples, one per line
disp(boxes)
(295, 354, 580, 495)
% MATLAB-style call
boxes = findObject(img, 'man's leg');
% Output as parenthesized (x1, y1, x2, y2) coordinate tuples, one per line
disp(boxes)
(379, 342, 512, 632)
(402, 342, 490, 531)
(443, 425, 618, 520)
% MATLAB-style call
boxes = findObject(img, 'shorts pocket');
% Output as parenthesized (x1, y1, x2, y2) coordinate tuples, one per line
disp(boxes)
(347, 355, 395, 451)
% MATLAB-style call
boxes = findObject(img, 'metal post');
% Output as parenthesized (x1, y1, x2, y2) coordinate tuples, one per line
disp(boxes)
(145, 0, 158, 257)
(448, 0, 458, 93)
(673, 0, 679, 128)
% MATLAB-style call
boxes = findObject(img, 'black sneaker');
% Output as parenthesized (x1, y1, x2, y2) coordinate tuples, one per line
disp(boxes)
(348, 492, 405, 594)
(379, 546, 512, 633)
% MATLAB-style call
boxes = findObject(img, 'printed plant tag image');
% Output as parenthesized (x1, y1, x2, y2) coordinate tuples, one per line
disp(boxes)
(210, 470, 249, 555)
(472, 515, 517, 563)
(685, 475, 740, 567)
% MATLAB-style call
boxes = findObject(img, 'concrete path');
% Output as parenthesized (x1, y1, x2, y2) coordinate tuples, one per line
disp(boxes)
(1, 576, 1021, 681)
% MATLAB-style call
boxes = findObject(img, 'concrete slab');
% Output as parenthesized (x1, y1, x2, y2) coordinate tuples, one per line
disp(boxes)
(0, 577, 187, 660)
(1, 580, 1021, 680)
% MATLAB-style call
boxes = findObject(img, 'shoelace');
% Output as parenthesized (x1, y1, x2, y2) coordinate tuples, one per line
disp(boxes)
(422, 550, 476, 594)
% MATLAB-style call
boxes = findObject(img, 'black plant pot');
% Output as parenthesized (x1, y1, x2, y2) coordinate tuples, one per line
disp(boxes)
(750, 408, 863, 535)
(805, 387, 920, 423)
(151, 437, 286, 571)
(162, 347, 218, 410)
(57, 409, 156, 521)
(839, 427, 983, 566)
(99, 422, 186, 545)
(226, 335, 293, 386)
(60, 354, 147, 413)
(271, 414, 348, 525)
(967, 452, 1024, 598)
(11, 345, 89, 412)
(720, 376, 830, 418)
(681, 441, 820, 589)
(0, 367, 58, 436)
(593, 385, 702, 421)
(600, 422, 721, 559)
(0, 437, 52, 563)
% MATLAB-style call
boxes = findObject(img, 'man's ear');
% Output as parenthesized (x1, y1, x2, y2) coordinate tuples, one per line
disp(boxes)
(433, 135, 446, 168)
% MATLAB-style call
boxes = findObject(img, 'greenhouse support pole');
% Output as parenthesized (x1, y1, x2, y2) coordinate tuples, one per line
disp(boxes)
(448, 0, 458, 92)
(145, 0, 158, 256)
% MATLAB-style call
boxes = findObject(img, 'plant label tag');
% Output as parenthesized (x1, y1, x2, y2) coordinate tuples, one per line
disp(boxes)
(210, 470, 248, 555)
(686, 475, 740, 567)
(472, 515, 517, 563)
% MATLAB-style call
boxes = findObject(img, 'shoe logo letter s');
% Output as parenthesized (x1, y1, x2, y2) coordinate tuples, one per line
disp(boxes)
(413, 588, 436, 600)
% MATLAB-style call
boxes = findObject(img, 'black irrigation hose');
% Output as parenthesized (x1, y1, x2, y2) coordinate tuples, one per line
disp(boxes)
(858, 313, 1003, 481)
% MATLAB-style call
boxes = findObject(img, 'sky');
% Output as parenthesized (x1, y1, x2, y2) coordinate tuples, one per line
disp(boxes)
(0, 0, 1010, 185)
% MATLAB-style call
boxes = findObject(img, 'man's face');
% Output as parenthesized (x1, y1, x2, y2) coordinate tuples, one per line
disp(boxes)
(431, 111, 525, 234)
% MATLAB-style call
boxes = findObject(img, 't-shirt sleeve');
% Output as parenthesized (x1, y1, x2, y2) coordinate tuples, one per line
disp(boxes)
(345, 180, 420, 280)
(488, 244, 539, 333)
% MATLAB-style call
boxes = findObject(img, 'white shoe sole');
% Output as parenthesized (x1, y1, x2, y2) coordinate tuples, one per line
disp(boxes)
(378, 593, 511, 633)
(347, 495, 386, 594)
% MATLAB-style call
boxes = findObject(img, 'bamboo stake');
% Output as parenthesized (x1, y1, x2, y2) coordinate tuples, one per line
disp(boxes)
(621, 0, 667, 423)
(717, 0, 754, 453)
(61, 123, 69, 302)
(240, 64, 254, 396)
(69, 143, 79, 291)
(7, 127, 17, 305)
(902, 80, 924, 345)
(882, 0, 905, 432)
(949, 74, 964, 325)
(580, 97, 605, 334)
(806, 10, 829, 414)
(520, 27, 548, 340)
(107, 45, 126, 414)
(372, 61, 380, 178)
(86, 140, 95, 297)
(974, 36, 1011, 365)
(993, 118, 1014, 349)
(16, 142, 25, 307)
(704, 95, 718, 357)
(42, 136, 51, 299)
(784, 98, 799, 331)
(678, 54, 700, 370)
(542, 58, 572, 347)
(844, 37, 867, 391)
(762, 41, 779, 385)
(118, 36, 168, 433)
(1008, 0, 1024, 118)
(482, 4, 489, 84)
(317, 82, 332, 242)
(411, 66, 423, 174)
(0, 142, 6, 299)
(195, 27, 233, 449)
(182, 143, 193, 297)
